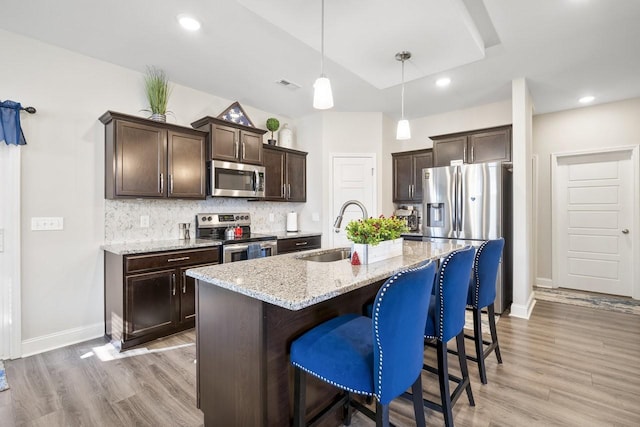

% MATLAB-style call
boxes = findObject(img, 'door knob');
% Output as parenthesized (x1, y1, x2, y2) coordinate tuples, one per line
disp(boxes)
(622, 229, 630, 234)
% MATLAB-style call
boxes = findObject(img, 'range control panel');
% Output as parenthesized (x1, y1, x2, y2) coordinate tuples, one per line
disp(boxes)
(196, 213, 251, 228)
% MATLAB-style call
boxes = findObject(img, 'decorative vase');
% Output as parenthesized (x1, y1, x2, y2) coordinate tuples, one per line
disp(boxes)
(351, 238, 404, 265)
(149, 113, 167, 122)
(279, 123, 293, 148)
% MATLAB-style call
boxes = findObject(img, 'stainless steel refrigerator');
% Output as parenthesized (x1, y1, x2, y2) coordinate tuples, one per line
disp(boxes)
(422, 161, 512, 313)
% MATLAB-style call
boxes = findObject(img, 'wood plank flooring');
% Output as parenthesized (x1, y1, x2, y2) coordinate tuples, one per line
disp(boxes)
(2, 300, 639, 426)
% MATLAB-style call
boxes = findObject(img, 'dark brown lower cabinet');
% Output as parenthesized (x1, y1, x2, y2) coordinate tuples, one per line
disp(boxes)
(105, 247, 219, 350)
(277, 235, 321, 254)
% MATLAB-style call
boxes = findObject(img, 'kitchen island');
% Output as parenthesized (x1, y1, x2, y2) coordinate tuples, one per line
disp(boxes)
(187, 240, 464, 427)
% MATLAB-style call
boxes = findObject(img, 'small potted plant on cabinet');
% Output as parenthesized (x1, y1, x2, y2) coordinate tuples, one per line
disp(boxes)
(266, 118, 280, 145)
(144, 66, 172, 122)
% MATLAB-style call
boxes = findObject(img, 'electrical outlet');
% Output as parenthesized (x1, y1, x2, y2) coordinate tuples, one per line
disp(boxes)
(140, 215, 150, 228)
(31, 217, 64, 231)
(268, 213, 275, 222)
(312, 213, 320, 222)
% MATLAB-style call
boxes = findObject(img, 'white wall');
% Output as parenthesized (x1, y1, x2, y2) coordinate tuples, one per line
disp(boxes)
(0, 30, 304, 355)
(533, 97, 640, 283)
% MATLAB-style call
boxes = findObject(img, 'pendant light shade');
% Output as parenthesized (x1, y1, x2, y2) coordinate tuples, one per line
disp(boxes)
(313, 0, 333, 109)
(396, 51, 411, 140)
(396, 119, 411, 140)
(313, 76, 334, 109)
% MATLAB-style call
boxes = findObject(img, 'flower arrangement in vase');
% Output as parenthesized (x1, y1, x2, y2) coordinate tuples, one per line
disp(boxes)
(143, 66, 172, 122)
(345, 215, 408, 264)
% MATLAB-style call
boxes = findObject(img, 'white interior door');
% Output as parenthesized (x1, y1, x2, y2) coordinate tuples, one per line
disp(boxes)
(554, 150, 634, 296)
(331, 155, 376, 248)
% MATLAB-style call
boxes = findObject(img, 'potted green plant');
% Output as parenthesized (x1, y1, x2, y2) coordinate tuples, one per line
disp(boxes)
(143, 66, 172, 122)
(345, 215, 408, 264)
(266, 117, 280, 145)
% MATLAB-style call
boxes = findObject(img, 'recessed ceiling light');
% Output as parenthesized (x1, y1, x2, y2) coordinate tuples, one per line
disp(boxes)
(579, 95, 595, 104)
(177, 15, 201, 31)
(436, 77, 451, 87)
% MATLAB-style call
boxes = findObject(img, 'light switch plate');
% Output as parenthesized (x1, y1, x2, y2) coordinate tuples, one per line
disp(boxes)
(31, 217, 64, 231)
(268, 213, 274, 222)
(140, 215, 150, 228)
(312, 213, 320, 222)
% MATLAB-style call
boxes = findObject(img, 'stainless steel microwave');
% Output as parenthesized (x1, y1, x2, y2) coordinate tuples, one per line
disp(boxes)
(210, 160, 265, 198)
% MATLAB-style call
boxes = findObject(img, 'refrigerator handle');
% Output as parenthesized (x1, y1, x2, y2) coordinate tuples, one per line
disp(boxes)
(453, 166, 458, 232)
(456, 166, 463, 232)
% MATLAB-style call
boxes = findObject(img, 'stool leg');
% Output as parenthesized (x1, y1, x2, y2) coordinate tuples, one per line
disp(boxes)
(375, 401, 390, 427)
(488, 303, 502, 364)
(344, 391, 352, 426)
(456, 332, 475, 407)
(473, 307, 488, 384)
(293, 367, 306, 427)
(436, 340, 454, 427)
(411, 375, 426, 427)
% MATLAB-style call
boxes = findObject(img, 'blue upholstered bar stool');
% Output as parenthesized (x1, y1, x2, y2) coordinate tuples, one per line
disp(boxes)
(290, 260, 437, 427)
(422, 246, 476, 427)
(466, 238, 505, 384)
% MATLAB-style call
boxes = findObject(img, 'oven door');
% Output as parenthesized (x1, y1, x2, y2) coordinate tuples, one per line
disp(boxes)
(211, 160, 265, 198)
(222, 240, 278, 263)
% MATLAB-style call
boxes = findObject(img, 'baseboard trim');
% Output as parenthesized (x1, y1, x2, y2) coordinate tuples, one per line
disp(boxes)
(536, 277, 553, 288)
(510, 292, 537, 319)
(21, 322, 104, 358)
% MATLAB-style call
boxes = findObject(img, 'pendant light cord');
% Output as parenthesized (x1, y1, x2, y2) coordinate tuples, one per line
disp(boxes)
(320, 0, 325, 77)
(401, 58, 405, 119)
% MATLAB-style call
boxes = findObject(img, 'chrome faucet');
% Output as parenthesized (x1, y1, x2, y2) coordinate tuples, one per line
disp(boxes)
(333, 200, 368, 233)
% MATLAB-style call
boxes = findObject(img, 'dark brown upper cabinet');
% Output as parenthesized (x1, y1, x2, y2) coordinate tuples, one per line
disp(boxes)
(392, 149, 433, 203)
(431, 125, 512, 167)
(191, 116, 267, 165)
(100, 111, 207, 199)
(263, 145, 307, 202)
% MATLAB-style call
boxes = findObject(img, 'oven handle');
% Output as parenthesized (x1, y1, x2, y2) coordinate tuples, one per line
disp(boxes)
(224, 241, 277, 252)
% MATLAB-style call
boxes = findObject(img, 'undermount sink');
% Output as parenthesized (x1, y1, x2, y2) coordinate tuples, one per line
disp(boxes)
(297, 248, 351, 262)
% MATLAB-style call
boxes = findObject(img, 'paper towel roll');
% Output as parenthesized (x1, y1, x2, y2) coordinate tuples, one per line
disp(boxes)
(286, 212, 298, 232)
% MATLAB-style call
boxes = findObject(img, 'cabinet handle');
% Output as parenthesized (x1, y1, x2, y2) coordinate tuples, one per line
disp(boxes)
(242, 142, 246, 160)
(281, 184, 285, 198)
(235, 140, 240, 159)
(159, 173, 164, 194)
(167, 256, 190, 262)
(169, 174, 174, 194)
(471, 146, 475, 163)
(172, 273, 176, 296)
(295, 241, 308, 246)
(182, 272, 187, 293)
(463, 146, 467, 163)
(287, 184, 291, 199)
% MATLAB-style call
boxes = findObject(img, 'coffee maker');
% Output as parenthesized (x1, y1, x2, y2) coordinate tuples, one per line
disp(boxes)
(393, 207, 419, 232)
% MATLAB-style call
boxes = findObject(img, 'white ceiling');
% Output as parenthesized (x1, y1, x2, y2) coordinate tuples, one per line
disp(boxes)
(1, 0, 639, 120)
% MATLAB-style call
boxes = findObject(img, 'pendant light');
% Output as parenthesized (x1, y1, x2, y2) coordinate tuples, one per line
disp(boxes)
(313, 0, 334, 109)
(396, 51, 411, 140)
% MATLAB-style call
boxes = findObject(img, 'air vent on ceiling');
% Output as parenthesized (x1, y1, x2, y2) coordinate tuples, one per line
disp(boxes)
(275, 79, 302, 90)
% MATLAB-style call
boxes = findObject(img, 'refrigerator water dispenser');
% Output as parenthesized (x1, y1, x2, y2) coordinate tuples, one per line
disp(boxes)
(426, 203, 444, 228)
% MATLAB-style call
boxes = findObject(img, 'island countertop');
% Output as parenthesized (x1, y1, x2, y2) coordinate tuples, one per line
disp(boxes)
(187, 239, 464, 311)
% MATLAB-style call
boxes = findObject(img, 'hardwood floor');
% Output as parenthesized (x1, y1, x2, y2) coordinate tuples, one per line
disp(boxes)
(2, 300, 639, 426)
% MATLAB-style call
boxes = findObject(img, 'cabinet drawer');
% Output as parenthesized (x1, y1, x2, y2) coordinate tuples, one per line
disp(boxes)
(277, 236, 321, 254)
(125, 247, 219, 273)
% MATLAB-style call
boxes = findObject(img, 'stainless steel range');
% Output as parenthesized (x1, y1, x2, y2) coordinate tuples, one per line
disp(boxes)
(196, 212, 277, 263)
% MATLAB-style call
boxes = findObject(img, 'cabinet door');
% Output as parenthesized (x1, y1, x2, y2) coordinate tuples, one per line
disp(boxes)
(286, 151, 307, 202)
(211, 125, 239, 162)
(392, 153, 413, 202)
(125, 270, 176, 339)
(468, 128, 511, 163)
(178, 263, 218, 324)
(115, 120, 166, 197)
(433, 136, 467, 167)
(411, 151, 433, 202)
(167, 130, 206, 199)
(263, 148, 286, 200)
(240, 131, 263, 165)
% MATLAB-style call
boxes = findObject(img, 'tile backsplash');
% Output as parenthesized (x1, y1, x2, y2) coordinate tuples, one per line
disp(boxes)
(105, 199, 305, 243)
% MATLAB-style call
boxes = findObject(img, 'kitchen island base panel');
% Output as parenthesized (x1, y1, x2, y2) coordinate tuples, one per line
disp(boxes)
(196, 279, 382, 427)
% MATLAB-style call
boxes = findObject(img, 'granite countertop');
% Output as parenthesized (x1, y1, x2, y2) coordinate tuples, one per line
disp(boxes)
(271, 231, 322, 239)
(187, 240, 465, 311)
(102, 238, 222, 255)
